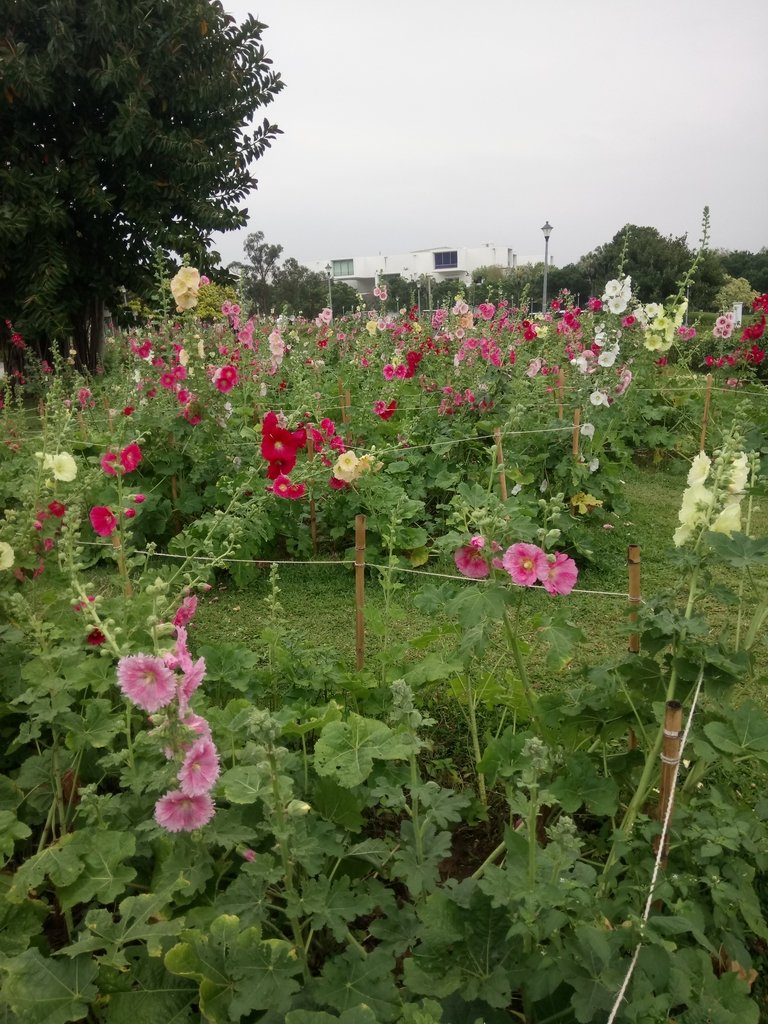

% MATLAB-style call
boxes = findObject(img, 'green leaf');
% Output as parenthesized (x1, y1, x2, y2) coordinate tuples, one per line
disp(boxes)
(0, 810, 32, 865)
(0, 948, 98, 1024)
(534, 611, 584, 672)
(312, 776, 365, 831)
(549, 752, 619, 816)
(286, 1008, 378, 1023)
(312, 947, 400, 1022)
(99, 950, 197, 1024)
(63, 699, 121, 750)
(704, 702, 768, 762)
(218, 765, 267, 804)
(57, 832, 137, 910)
(314, 715, 411, 787)
(704, 531, 768, 567)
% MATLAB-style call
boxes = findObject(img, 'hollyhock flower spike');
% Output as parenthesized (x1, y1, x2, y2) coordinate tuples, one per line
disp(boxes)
(117, 653, 177, 712)
(154, 790, 215, 832)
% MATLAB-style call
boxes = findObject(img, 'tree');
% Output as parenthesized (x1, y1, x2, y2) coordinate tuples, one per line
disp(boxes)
(715, 275, 758, 312)
(0, 0, 283, 369)
(271, 259, 329, 317)
(718, 249, 768, 295)
(239, 231, 283, 313)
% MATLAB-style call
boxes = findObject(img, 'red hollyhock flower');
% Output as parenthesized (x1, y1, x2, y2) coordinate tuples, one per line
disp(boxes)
(86, 629, 107, 646)
(119, 443, 142, 473)
(48, 501, 67, 518)
(271, 474, 306, 499)
(374, 399, 397, 420)
(90, 506, 118, 537)
(101, 451, 118, 476)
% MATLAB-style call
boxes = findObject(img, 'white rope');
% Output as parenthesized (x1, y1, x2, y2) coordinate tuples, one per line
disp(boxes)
(605, 664, 706, 1023)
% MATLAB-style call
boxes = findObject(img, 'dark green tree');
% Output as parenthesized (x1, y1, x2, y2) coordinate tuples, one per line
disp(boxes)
(238, 230, 284, 313)
(0, 0, 283, 368)
(271, 259, 329, 317)
(718, 249, 768, 295)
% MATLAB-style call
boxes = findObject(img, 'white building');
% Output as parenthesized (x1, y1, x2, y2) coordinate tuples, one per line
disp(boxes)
(306, 242, 540, 301)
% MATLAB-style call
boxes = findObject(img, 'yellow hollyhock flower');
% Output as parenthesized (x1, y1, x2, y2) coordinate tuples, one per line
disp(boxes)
(170, 267, 201, 311)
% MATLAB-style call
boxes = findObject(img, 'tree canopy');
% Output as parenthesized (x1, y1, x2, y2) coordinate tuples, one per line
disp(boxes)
(0, 0, 283, 367)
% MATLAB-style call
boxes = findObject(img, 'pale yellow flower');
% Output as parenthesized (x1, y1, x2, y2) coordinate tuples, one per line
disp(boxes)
(728, 453, 749, 494)
(170, 267, 200, 311)
(687, 452, 711, 487)
(42, 452, 77, 482)
(710, 503, 741, 536)
(365, 320, 378, 337)
(333, 451, 360, 483)
(0, 541, 14, 570)
(178, 347, 189, 367)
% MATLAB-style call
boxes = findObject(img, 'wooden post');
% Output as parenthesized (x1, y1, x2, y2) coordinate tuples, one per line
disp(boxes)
(627, 545, 641, 654)
(354, 515, 366, 670)
(571, 407, 581, 459)
(557, 368, 565, 420)
(699, 372, 713, 452)
(306, 443, 318, 555)
(338, 378, 349, 424)
(655, 700, 683, 868)
(494, 427, 508, 501)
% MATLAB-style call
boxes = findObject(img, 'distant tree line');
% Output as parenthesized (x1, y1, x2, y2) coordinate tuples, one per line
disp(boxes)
(233, 226, 768, 319)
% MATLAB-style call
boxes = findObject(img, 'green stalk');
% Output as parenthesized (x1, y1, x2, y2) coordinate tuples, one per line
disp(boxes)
(503, 607, 540, 732)
(408, 752, 425, 870)
(465, 675, 487, 806)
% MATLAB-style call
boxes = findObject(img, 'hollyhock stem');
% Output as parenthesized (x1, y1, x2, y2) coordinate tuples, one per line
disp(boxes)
(465, 677, 487, 806)
(503, 599, 540, 731)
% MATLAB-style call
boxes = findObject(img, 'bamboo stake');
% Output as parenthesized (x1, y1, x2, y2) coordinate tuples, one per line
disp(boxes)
(494, 427, 508, 501)
(571, 407, 581, 459)
(655, 700, 683, 868)
(557, 368, 565, 420)
(354, 514, 366, 670)
(627, 544, 641, 654)
(699, 372, 713, 451)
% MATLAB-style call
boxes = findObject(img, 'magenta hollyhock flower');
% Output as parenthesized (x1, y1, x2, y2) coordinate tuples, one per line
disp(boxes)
(133, 494, 146, 503)
(502, 543, 548, 586)
(212, 364, 238, 393)
(154, 790, 215, 832)
(124, 508, 136, 519)
(86, 628, 107, 646)
(117, 653, 177, 712)
(454, 545, 490, 579)
(329, 476, 348, 490)
(178, 738, 220, 796)
(100, 451, 118, 476)
(119, 443, 142, 474)
(90, 506, 118, 537)
(539, 552, 579, 595)
(174, 595, 198, 628)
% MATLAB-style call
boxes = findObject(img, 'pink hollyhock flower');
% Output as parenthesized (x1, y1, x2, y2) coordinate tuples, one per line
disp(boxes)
(101, 451, 118, 476)
(469, 535, 485, 549)
(212, 364, 238, 393)
(502, 543, 548, 586)
(321, 418, 336, 436)
(539, 552, 579, 595)
(178, 738, 220, 795)
(119, 443, 142, 473)
(178, 657, 206, 715)
(124, 508, 136, 519)
(243, 848, 256, 862)
(526, 358, 542, 378)
(90, 506, 118, 537)
(383, 364, 395, 381)
(133, 494, 145, 504)
(478, 302, 496, 321)
(454, 545, 490, 579)
(174, 595, 198, 627)
(117, 653, 176, 712)
(160, 372, 176, 389)
(199, 275, 210, 286)
(181, 712, 212, 742)
(154, 790, 215, 832)
(78, 388, 92, 408)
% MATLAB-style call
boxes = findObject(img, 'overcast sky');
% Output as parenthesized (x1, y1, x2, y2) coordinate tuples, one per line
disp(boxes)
(212, 0, 768, 272)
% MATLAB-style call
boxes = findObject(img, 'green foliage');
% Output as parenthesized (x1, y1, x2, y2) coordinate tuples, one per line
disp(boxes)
(0, 1, 283, 366)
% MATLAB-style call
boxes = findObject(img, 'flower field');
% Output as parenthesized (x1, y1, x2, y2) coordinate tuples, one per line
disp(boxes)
(1, 272, 768, 1023)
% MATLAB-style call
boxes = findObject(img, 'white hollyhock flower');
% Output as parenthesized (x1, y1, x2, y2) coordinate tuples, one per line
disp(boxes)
(687, 453, 711, 487)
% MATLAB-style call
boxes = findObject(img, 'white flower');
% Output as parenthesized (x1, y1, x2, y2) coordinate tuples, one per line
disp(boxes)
(0, 541, 14, 570)
(589, 458, 600, 473)
(539, 479, 549, 493)
(333, 451, 360, 483)
(170, 267, 200, 311)
(589, 390, 609, 407)
(710, 503, 741, 536)
(644, 303, 663, 320)
(510, 483, 522, 496)
(580, 422, 595, 439)
(598, 346, 619, 368)
(687, 453, 711, 487)
(603, 279, 622, 299)
(41, 452, 77, 481)
(607, 295, 629, 315)
(728, 453, 749, 494)
(678, 483, 713, 531)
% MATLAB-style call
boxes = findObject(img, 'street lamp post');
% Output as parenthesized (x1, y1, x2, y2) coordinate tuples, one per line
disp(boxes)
(541, 221, 553, 314)
(325, 263, 333, 322)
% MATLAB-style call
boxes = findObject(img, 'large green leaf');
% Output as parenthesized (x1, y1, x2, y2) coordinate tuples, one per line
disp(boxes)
(704, 701, 768, 762)
(100, 950, 197, 1024)
(57, 832, 137, 910)
(549, 752, 619, 816)
(0, 948, 98, 1024)
(0, 810, 32, 865)
(312, 947, 400, 1022)
(314, 715, 410, 787)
